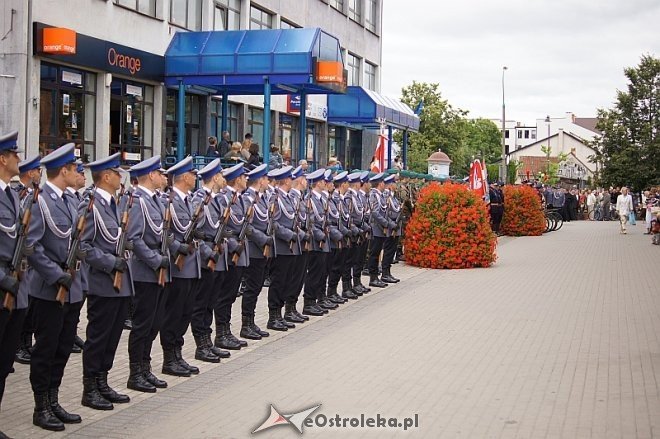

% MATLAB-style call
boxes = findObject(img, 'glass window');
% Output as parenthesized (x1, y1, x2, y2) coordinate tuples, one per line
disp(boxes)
(109, 79, 155, 163)
(170, 0, 202, 30)
(364, 61, 376, 91)
(165, 90, 204, 157)
(348, 0, 361, 22)
(39, 63, 96, 162)
(279, 115, 297, 164)
(524, 129, 530, 139)
(210, 99, 239, 144)
(365, 0, 377, 32)
(347, 52, 361, 86)
(280, 18, 300, 29)
(329, 0, 344, 13)
(213, 3, 227, 30)
(114, 0, 157, 16)
(505, 130, 509, 139)
(250, 5, 273, 30)
(531, 130, 536, 139)
(517, 130, 522, 139)
(248, 107, 264, 147)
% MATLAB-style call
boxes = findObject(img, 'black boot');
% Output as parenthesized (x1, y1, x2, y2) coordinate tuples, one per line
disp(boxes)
(74, 334, 85, 349)
(81, 376, 113, 411)
(369, 274, 388, 288)
(96, 372, 130, 403)
(48, 388, 81, 424)
(341, 280, 360, 299)
(240, 315, 263, 340)
(284, 304, 305, 323)
(161, 348, 191, 377)
(226, 324, 248, 347)
(322, 286, 340, 309)
(204, 334, 230, 358)
(214, 323, 242, 350)
(355, 277, 371, 293)
(266, 308, 288, 331)
(302, 298, 324, 316)
(381, 268, 400, 283)
(142, 362, 168, 388)
(194, 334, 221, 363)
(127, 363, 157, 393)
(15, 333, 31, 364)
(33, 392, 64, 431)
(123, 319, 132, 330)
(175, 346, 199, 374)
(249, 315, 270, 337)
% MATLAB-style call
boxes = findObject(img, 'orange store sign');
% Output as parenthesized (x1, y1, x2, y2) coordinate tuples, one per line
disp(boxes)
(316, 61, 343, 83)
(42, 28, 76, 55)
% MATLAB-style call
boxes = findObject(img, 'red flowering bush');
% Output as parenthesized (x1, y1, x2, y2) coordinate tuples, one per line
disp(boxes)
(501, 185, 546, 236)
(404, 182, 497, 269)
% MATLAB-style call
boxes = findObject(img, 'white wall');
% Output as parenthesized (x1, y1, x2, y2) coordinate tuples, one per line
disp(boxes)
(508, 129, 597, 174)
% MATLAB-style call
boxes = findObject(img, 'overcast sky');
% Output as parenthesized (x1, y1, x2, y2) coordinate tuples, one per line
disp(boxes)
(380, 0, 660, 125)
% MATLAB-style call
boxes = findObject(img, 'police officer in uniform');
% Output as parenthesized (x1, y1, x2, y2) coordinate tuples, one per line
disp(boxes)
(367, 173, 392, 288)
(302, 168, 331, 316)
(239, 164, 272, 339)
(68, 161, 87, 355)
(213, 163, 250, 349)
(13, 154, 42, 365)
(80, 153, 133, 410)
(381, 175, 401, 283)
(189, 160, 231, 361)
(188, 158, 224, 363)
(125, 156, 170, 392)
(266, 166, 304, 331)
(351, 171, 372, 293)
(0, 131, 28, 437)
(160, 156, 201, 377)
(284, 165, 310, 324)
(489, 181, 504, 234)
(341, 171, 367, 297)
(27, 143, 84, 430)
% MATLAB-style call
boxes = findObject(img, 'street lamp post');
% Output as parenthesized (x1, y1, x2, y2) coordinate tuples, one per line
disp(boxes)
(500, 66, 508, 183)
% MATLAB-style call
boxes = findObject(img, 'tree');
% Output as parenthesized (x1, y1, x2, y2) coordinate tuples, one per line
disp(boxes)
(398, 82, 467, 174)
(596, 55, 660, 192)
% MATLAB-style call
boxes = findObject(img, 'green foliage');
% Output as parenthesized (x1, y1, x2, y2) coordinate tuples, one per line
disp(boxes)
(539, 146, 569, 185)
(397, 82, 466, 174)
(507, 160, 522, 184)
(596, 54, 660, 191)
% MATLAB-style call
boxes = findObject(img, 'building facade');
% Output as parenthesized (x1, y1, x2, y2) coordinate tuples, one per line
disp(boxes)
(0, 0, 383, 169)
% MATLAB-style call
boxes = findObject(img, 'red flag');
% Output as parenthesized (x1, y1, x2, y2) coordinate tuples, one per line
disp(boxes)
(371, 128, 387, 172)
(469, 160, 487, 199)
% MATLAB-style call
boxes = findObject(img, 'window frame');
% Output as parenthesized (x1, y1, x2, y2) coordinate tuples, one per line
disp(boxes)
(347, 52, 361, 87)
(169, 0, 202, 31)
(250, 5, 273, 30)
(365, 0, 377, 33)
(348, 0, 361, 23)
(364, 61, 376, 91)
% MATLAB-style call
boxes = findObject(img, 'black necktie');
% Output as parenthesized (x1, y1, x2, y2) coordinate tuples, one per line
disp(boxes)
(110, 197, 118, 216)
(62, 194, 69, 209)
(5, 186, 15, 213)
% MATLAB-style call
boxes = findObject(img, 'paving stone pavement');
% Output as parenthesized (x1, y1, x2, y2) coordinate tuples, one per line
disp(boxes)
(1, 220, 659, 438)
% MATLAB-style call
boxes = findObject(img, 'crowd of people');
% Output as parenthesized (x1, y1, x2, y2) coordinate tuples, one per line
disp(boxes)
(0, 130, 410, 435)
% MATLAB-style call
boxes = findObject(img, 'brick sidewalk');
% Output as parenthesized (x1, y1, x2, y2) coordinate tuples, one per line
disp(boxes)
(1, 220, 659, 438)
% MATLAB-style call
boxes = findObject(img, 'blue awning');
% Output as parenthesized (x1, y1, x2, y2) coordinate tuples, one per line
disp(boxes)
(164, 28, 345, 95)
(327, 86, 420, 131)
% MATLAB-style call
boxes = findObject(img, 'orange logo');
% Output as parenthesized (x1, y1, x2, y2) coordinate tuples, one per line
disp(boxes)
(316, 61, 343, 83)
(107, 48, 142, 75)
(42, 28, 76, 55)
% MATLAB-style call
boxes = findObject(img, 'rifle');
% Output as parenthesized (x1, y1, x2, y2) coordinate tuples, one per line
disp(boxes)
(208, 191, 237, 270)
(345, 196, 354, 248)
(112, 191, 134, 292)
(158, 190, 174, 287)
(289, 195, 301, 252)
(383, 193, 392, 237)
(56, 191, 95, 305)
(231, 205, 253, 264)
(320, 196, 330, 247)
(174, 191, 212, 271)
(263, 191, 278, 258)
(304, 196, 313, 251)
(2, 183, 40, 311)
